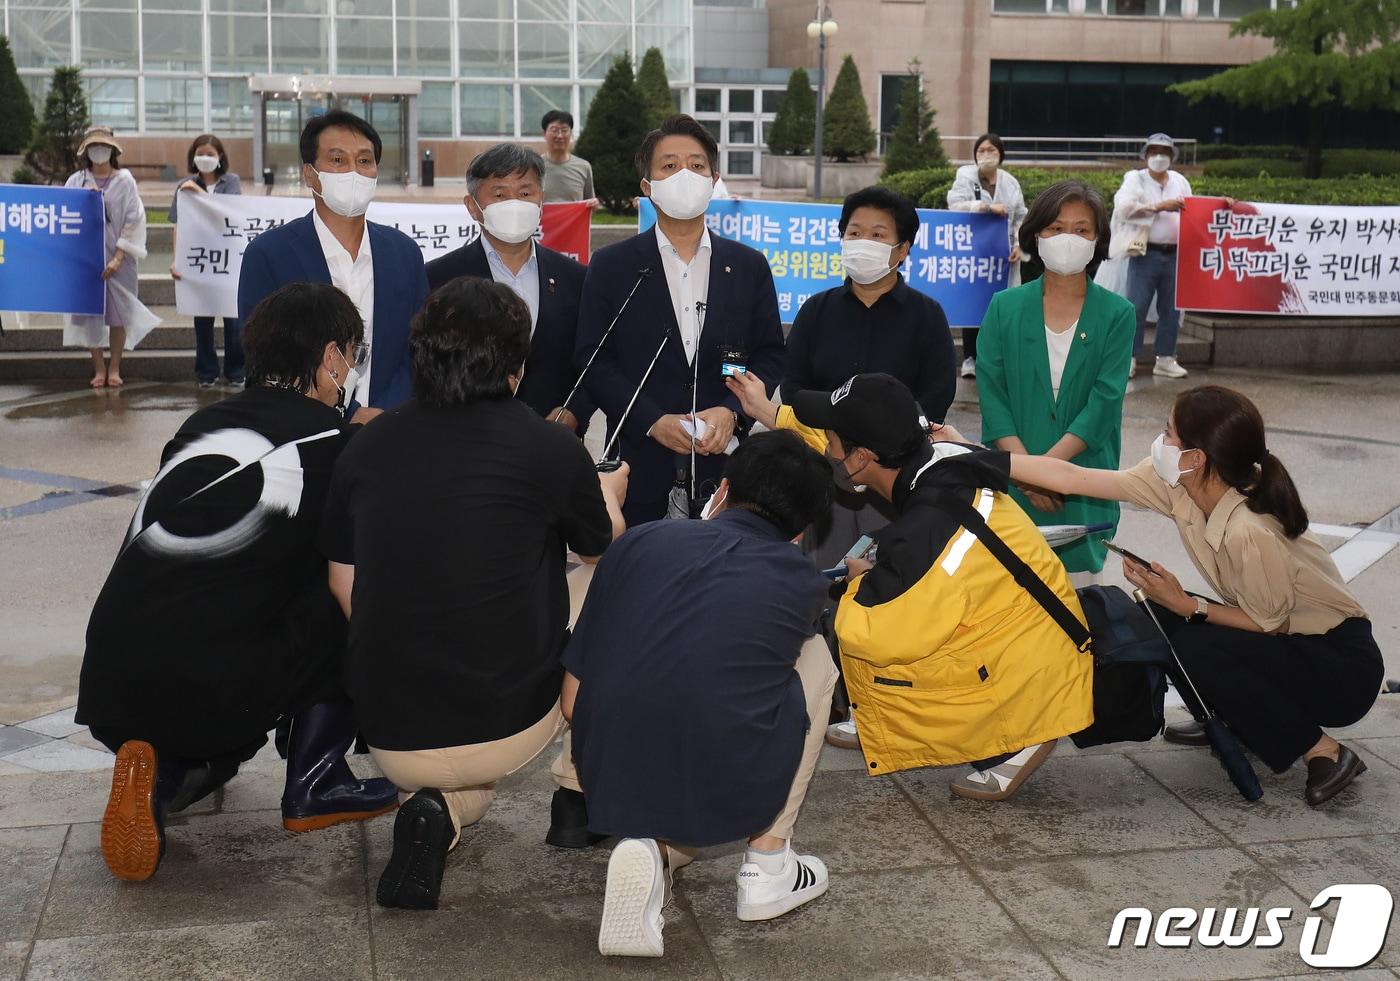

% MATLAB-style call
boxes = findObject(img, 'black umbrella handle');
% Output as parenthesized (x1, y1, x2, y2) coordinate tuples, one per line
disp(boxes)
(1133, 588, 1214, 724)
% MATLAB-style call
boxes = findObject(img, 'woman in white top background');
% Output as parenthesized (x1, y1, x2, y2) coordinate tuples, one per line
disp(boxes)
(947, 133, 1027, 379)
(63, 125, 159, 389)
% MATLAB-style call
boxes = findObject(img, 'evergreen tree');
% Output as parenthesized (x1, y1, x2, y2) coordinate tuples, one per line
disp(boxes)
(1170, 0, 1400, 179)
(24, 66, 88, 184)
(882, 62, 947, 177)
(635, 47, 675, 132)
(574, 55, 649, 213)
(767, 67, 816, 156)
(0, 36, 36, 155)
(822, 54, 876, 162)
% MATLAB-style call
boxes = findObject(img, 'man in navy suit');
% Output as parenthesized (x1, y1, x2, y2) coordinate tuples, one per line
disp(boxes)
(576, 114, 785, 525)
(237, 110, 428, 418)
(425, 144, 591, 434)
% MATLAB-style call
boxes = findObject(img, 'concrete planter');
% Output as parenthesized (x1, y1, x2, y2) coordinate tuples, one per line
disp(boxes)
(761, 154, 813, 190)
(805, 160, 883, 199)
(1183, 312, 1400, 368)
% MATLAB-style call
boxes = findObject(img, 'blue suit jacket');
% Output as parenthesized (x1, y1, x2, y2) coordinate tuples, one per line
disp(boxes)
(575, 228, 785, 517)
(236, 212, 429, 409)
(425, 238, 593, 431)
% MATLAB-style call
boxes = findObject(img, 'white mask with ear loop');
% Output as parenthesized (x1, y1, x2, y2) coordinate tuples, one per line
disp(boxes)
(699, 484, 729, 520)
(1151, 433, 1197, 488)
(333, 348, 360, 415)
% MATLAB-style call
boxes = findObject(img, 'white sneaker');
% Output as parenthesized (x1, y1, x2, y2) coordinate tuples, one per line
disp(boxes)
(960, 357, 976, 379)
(599, 838, 666, 957)
(735, 844, 829, 922)
(1128, 359, 1137, 379)
(948, 740, 1058, 801)
(1153, 356, 1188, 379)
(824, 719, 860, 750)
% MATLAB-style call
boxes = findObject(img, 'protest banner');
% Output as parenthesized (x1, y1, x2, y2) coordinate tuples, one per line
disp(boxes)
(638, 198, 1009, 326)
(174, 195, 592, 319)
(1177, 197, 1400, 317)
(0, 183, 106, 316)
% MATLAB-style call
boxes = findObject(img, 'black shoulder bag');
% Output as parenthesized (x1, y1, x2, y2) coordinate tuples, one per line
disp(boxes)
(933, 491, 1171, 749)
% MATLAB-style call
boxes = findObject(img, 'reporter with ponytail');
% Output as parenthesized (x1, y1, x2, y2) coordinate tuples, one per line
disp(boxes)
(1002, 385, 1382, 806)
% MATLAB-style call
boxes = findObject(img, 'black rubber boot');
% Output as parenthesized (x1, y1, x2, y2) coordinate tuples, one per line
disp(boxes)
(281, 700, 399, 832)
(545, 787, 607, 849)
(377, 789, 455, 910)
(101, 741, 181, 881)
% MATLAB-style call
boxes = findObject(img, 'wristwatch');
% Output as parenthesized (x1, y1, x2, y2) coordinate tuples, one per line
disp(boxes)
(1186, 596, 1209, 623)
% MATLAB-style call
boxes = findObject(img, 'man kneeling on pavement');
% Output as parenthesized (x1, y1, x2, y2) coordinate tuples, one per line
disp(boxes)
(728, 369, 1095, 800)
(556, 431, 840, 957)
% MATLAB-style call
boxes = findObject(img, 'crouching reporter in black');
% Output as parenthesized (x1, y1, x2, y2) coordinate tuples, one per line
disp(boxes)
(78, 282, 399, 883)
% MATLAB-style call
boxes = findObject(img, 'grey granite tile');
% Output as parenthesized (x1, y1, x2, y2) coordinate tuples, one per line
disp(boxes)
(895, 751, 1226, 865)
(0, 825, 67, 941)
(0, 769, 110, 830)
(1, 942, 28, 981)
(2, 741, 113, 773)
(16, 709, 83, 740)
(681, 865, 1059, 981)
(1133, 745, 1400, 844)
(25, 915, 371, 981)
(980, 847, 1306, 980)
(0, 727, 48, 757)
(38, 812, 366, 938)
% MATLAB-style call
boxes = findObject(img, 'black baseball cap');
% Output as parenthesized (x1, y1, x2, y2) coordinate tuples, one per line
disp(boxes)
(790, 373, 927, 460)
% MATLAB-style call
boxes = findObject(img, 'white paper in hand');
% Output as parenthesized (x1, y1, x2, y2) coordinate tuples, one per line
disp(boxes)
(680, 416, 740, 455)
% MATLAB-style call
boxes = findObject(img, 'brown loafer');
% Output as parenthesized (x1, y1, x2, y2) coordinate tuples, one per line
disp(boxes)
(1163, 720, 1210, 747)
(1304, 744, 1367, 807)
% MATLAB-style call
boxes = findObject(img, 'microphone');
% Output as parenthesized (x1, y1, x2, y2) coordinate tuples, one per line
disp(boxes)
(598, 326, 673, 465)
(553, 266, 653, 425)
(688, 300, 708, 510)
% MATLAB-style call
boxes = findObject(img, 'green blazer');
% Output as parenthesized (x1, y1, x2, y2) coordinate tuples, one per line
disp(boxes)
(976, 277, 1135, 573)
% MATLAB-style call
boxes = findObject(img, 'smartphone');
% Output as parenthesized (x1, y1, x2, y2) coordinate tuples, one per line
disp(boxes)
(1104, 540, 1153, 568)
(719, 346, 747, 379)
(720, 362, 748, 377)
(844, 534, 878, 563)
(821, 564, 848, 580)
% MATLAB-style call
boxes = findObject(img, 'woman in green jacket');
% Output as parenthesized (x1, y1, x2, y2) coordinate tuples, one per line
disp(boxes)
(976, 180, 1134, 579)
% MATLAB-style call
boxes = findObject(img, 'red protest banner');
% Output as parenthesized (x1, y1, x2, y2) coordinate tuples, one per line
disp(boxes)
(540, 201, 592, 264)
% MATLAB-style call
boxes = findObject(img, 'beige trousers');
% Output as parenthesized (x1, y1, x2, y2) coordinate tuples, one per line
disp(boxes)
(371, 702, 565, 847)
(554, 560, 837, 856)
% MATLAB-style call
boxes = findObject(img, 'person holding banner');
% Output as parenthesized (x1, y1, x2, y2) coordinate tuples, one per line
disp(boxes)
(575, 113, 785, 524)
(975, 180, 1134, 583)
(426, 143, 592, 433)
(64, 125, 159, 389)
(947, 133, 1026, 379)
(237, 110, 428, 416)
(169, 134, 244, 388)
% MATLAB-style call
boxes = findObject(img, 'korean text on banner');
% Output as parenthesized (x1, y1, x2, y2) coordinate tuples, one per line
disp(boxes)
(174, 195, 592, 320)
(1177, 197, 1400, 317)
(0, 183, 106, 316)
(638, 198, 1009, 327)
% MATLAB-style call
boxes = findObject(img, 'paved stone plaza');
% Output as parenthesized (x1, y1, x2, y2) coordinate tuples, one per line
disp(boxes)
(2, 368, 1399, 980)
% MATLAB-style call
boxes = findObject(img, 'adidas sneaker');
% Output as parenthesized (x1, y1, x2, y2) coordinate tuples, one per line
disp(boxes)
(735, 843, 829, 922)
(599, 838, 666, 957)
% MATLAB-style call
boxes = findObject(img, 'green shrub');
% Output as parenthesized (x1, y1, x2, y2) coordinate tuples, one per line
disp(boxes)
(1204, 150, 1400, 179)
(1203, 157, 1305, 179)
(1193, 144, 1302, 163)
(8, 163, 38, 184)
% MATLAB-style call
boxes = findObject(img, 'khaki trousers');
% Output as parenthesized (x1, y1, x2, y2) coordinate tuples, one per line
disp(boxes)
(371, 702, 564, 848)
(554, 561, 837, 856)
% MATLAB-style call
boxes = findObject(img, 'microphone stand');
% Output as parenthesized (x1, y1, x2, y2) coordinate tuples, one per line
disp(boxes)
(599, 328, 673, 464)
(552, 266, 653, 425)
(689, 300, 708, 513)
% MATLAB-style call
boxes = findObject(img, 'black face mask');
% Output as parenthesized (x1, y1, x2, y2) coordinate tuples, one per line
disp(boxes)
(827, 447, 864, 494)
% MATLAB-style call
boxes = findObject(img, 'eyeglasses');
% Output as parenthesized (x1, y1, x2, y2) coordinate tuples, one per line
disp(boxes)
(348, 343, 370, 369)
(545, 125, 572, 136)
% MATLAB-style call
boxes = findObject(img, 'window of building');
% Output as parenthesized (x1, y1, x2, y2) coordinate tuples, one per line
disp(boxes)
(80, 8, 139, 71)
(336, 17, 394, 76)
(397, 12, 452, 76)
(461, 82, 513, 135)
(460, 19, 515, 77)
(418, 80, 455, 137)
(210, 14, 269, 72)
(579, 84, 600, 128)
(727, 119, 754, 144)
(143, 13, 205, 72)
(86, 76, 137, 131)
(576, 22, 628, 80)
(695, 88, 721, 113)
(727, 150, 754, 176)
(521, 84, 573, 136)
(761, 89, 784, 113)
(270, 16, 329, 73)
(728, 89, 754, 113)
(210, 77, 255, 133)
(519, 21, 572, 78)
(144, 77, 204, 131)
(8, 6, 74, 70)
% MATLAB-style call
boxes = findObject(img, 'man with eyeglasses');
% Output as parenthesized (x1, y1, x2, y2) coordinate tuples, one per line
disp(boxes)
(540, 110, 599, 208)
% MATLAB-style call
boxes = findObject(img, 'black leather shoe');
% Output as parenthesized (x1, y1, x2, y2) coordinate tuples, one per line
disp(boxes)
(545, 788, 606, 849)
(1163, 720, 1210, 747)
(377, 789, 454, 910)
(1305, 744, 1367, 806)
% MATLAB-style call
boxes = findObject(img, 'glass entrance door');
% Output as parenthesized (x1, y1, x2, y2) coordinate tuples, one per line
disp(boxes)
(359, 95, 408, 185)
(263, 96, 332, 186)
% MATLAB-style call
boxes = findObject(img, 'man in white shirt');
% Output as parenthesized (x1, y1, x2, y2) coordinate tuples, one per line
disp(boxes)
(1113, 132, 1192, 379)
(238, 110, 429, 416)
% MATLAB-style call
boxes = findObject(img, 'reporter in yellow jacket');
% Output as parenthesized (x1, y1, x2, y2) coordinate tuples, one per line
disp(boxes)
(728, 369, 1093, 801)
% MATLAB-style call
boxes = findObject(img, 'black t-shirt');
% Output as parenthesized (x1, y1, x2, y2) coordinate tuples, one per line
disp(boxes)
(319, 397, 613, 751)
(77, 387, 354, 751)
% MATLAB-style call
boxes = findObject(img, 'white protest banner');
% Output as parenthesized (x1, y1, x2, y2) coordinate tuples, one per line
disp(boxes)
(173, 194, 591, 319)
(1177, 197, 1400, 316)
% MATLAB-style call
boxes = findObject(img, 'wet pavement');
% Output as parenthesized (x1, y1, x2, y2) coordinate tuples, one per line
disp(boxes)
(2, 367, 1400, 980)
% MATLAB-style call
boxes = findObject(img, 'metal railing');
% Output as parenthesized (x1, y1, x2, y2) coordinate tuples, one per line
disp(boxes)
(936, 135, 1199, 167)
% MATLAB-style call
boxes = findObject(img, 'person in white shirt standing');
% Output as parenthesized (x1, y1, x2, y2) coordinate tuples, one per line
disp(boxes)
(1112, 133, 1191, 380)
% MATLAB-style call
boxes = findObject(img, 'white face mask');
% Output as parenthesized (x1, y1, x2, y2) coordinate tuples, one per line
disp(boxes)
(87, 146, 113, 166)
(699, 484, 728, 520)
(1151, 433, 1197, 488)
(1037, 233, 1096, 276)
(1147, 154, 1171, 174)
(315, 170, 378, 218)
(841, 238, 897, 285)
(477, 198, 541, 244)
(331, 347, 360, 414)
(646, 169, 714, 221)
(193, 154, 220, 174)
(976, 154, 999, 173)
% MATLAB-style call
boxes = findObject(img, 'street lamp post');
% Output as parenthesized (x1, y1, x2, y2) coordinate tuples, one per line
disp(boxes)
(806, 5, 837, 200)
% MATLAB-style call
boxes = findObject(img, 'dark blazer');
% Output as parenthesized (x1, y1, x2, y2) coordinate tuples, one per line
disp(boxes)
(575, 228, 785, 519)
(426, 237, 593, 429)
(237, 212, 429, 410)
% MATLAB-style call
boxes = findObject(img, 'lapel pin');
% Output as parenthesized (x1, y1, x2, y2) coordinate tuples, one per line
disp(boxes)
(725, 265, 732, 273)
(1080, 331, 1087, 340)
(547, 277, 556, 293)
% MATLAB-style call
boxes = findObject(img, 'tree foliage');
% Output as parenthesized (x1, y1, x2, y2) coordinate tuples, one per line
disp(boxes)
(635, 47, 675, 132)
(1169, 0, 1400, 178)
(574, 55, 650, 213)
(881, 62, 947, 177)
(0, 36, 36, 155)
(821, 54, 876, 162)
(24, 66, 87, 184)
(767, 67, 816, 156)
